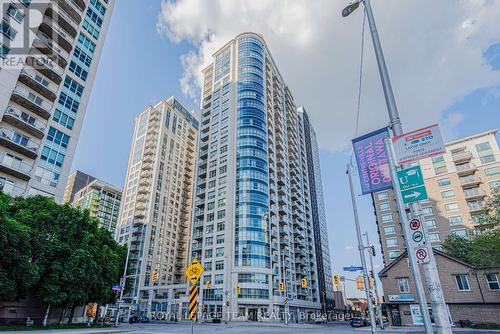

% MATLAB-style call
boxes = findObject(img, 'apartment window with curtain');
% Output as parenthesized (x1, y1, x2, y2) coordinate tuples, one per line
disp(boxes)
(432, 155, 447, 175)
(476, 142, 495, 164)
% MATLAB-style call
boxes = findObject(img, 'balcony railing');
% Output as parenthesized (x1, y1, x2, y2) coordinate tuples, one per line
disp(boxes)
(0, 127, 39, 159)
(13, 85, 52, 113)
(35, 30, 70, 61)
(3, 106, 47, 138)
(0, 151, 33, 179)
(21, 68, 58, 95)
(464, 189, 486, 199)
(452, 151, 473, 163)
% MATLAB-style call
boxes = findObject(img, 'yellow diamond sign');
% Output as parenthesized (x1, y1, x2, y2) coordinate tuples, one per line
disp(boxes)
(185, 258, 204, 285)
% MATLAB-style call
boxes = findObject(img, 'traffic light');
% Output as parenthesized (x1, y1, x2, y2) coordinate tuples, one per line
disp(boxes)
(279, 281, 285, 293)
(151, 270, 158, 284)
(356, 276, 364, 290)
(236, 284, 241, 295)
(333, 274, 340, 285)
(369, 276, 374, 289)
(206, 280, 211, 289)
(301, 277, 307, 289)
(369, 245, 376, 257)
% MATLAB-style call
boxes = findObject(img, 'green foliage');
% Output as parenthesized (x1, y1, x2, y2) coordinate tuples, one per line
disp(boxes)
(0, 192, 126, 308)
(443, 229, 500, 268)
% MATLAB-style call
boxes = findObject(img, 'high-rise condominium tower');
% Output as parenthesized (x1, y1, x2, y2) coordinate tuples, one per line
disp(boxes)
(69, 174, 121, 235)
(116, 97, 198, 304)
(299, 107, 334, 311)
(0, 0, 114, 202)
(191, 33, 331, 320)
(374, 129, 500, 265)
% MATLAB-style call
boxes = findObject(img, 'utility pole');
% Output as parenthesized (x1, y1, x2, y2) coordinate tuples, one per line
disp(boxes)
(342, 1, 451, 332)
(363, 233, 384, 329)
(347, 164, 376, 334)
(115, 226, 133, 327)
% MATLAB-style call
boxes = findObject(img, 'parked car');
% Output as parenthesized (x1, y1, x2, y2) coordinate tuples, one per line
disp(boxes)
(350, 317, 370, 327)
(129, 315, 150, 323)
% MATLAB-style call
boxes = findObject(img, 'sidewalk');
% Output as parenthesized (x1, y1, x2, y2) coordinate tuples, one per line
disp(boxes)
(355, 326, 500, 333)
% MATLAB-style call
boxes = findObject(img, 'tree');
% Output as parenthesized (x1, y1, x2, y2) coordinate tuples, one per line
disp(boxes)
(443, 230, 500, 268)
(0, 192, 126, 324)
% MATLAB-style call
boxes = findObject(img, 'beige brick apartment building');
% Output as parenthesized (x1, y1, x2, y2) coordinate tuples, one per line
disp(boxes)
(373, 129, 500, 264)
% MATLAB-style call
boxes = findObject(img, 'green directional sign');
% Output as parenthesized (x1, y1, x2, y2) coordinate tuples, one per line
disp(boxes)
(402, 185, 428, 204)
(397, 166, 424, 191)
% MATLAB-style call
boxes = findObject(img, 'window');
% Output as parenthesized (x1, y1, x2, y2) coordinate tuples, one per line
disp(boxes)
(486, 273, 500, 290)
(398, 278, 410, 293)
(386, 238, 398, 247)
(445, 203, 459, 212)
(0, 42, 9, 59)
(205, 249, 212, 258)
(215, 247, 224, 257)
(380, 203, 391, 211)
(422, 207, 433, 215)
(448, 216, 463, 226)
(205, 236, 213, 246)
(432, 155, 447, 175)
(381, 214, 393, 223)
(452, 229, 468, 238)
(216, 235, 224, 244)
(204, 262, 212, 271)
(437, 178, 451, 187)
(377, 191, 388, 200)
(485, 166, 500, 176)
(429, 233, 440, 242)
(0, 20, 17, 40)
(388, 251, 400, 260)
(383, 226, 396, 235)
(455, 275, 470, 291)
(214, 274, 224, 284)
(441, 189, 455, 199)
(489, 180, 500, 190)
(476, 142, 495, 164)
(425, 220, 437, 229)
(215, 260, 224, 270)
(7, 5, 24, 23)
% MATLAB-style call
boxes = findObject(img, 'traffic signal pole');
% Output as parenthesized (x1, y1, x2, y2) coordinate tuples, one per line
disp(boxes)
(362, 0, 451, 332)
(347, 163, 376, 334)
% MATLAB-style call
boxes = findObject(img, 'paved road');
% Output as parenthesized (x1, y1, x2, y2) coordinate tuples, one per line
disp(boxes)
(2, 322, 499, 334)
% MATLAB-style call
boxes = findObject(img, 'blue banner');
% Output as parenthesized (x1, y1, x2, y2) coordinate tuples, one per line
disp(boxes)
(352, 128, 393, 194)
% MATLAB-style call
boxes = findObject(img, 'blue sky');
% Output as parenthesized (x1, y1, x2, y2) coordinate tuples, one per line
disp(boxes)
(73, 0, 500, 298)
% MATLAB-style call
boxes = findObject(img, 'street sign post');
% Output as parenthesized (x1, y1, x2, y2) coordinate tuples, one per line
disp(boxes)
(414, 246, 430, 264)
(185, 258, 204, 333)
(392, 124, 445, 165)
(397, 165, 428, 204)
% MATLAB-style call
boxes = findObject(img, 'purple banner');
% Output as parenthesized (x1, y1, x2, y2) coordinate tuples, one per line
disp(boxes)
(352, 128, 392, 195)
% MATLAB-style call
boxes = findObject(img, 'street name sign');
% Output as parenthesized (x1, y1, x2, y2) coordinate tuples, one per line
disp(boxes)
(343, 265, 363, 272)
(392, 124, 445, 165)
(185, 258, 204, 285)
(397, 165, 428, 204)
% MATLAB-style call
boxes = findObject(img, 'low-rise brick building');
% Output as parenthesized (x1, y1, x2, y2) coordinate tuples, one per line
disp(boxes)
(379, 249, 500, 327)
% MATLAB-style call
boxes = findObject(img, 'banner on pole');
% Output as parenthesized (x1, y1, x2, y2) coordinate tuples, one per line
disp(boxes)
(352, 128, 392, 194)
(392, 124, 445, 164)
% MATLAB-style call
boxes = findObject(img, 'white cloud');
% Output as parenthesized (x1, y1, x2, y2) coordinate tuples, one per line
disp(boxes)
(157, 0, 500, 150)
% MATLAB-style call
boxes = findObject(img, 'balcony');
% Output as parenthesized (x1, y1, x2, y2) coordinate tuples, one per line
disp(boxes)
(464, 189, 486, 200)
(452, 151, 473, 163)
(0, 128, 39, 159)
(460, 176, 482, 188)
(39, 17, 74, 53)
(18, 68, 58, 101)
(3, 106, 46, 139)
(26, 53, 63, 84)
(0, 152, 32, 181)
(57, 0, 84, 24)
(467, 202, 486, 213)
(456, 163, 478, 176)
(11, 86, 52, 120)
(192, 231, 203, 240)
(46, 4, 79, 36)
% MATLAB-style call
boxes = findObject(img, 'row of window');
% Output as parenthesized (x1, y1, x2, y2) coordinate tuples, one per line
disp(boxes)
(397, 273, 499, 294)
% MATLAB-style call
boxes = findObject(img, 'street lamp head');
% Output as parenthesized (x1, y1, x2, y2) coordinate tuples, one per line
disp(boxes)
(342, 1, 361, 17)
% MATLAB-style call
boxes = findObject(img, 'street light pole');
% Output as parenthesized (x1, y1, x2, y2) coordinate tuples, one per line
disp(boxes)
(115, 226, 133, 327)
(347, 163, 376, 334)
(363, 233, 384, 329)
(343, 1, 451, 333)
